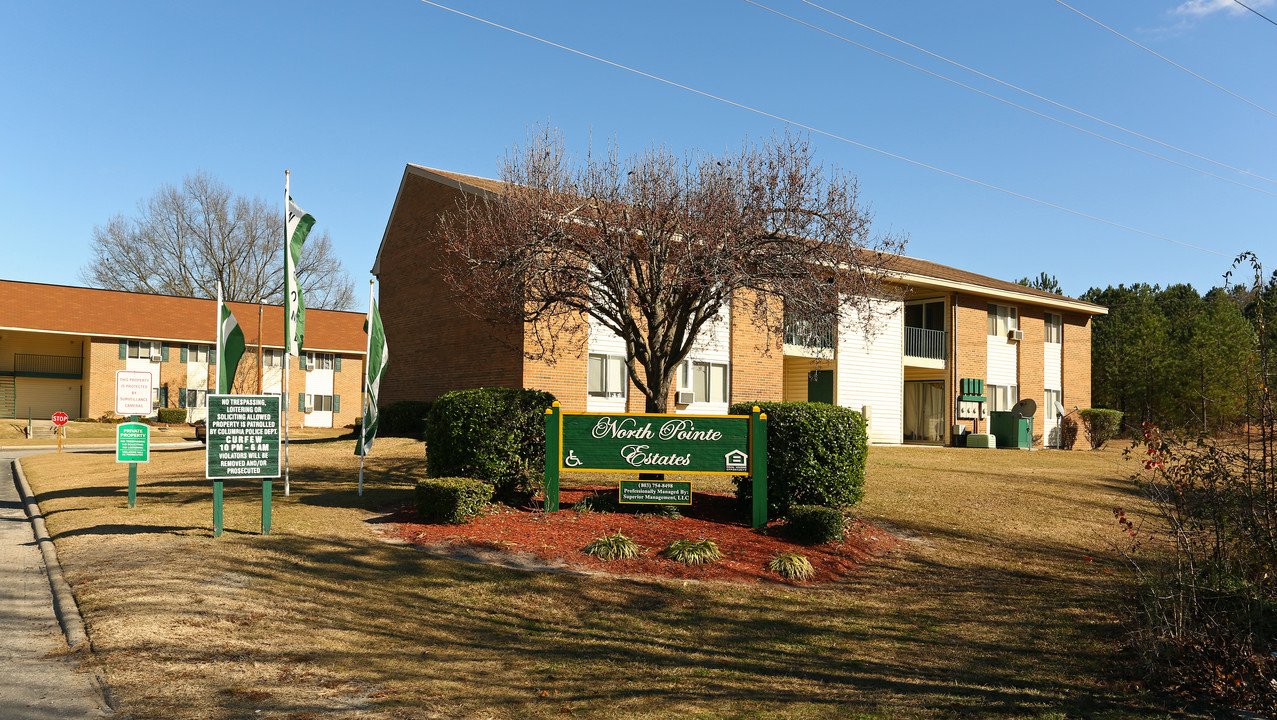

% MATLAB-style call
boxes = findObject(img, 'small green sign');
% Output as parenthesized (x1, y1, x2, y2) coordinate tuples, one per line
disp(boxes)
(206, 395, 281, 479)
(560, 413, 750, 474)
(115, 422, 150, 463)
(618, 480, 693, 505)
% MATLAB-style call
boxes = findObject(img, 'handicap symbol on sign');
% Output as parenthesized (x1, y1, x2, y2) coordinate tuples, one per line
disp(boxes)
(564, 450, 582, 467)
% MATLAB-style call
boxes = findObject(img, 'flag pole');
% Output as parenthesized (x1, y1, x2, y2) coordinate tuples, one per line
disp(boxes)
(283, 169, 291, 497)
(358, 278, 375, 496)
(215, 282, 223, 393)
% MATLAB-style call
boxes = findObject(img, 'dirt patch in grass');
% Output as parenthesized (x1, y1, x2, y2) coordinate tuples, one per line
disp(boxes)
(385, 488, 897, 584)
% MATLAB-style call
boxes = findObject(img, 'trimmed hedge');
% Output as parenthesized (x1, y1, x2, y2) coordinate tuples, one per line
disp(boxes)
(729, 401, 868, 515)
(424, 388, 557, 497)
(1079, 408, 1124, 450)
(379, 400, 433, 438)
(157, 408, 187, 424)
(784, 505, 845, 544)
(414, 477, 491, 524)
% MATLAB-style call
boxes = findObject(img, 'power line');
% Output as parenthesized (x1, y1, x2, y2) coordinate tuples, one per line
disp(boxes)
(743, 0, 1277, 197)
(414, 0, 1231, 257)
(792, 0, 1277, 187)
(1053, 0, 1277, 119)
(1234, 0, 1277, 27)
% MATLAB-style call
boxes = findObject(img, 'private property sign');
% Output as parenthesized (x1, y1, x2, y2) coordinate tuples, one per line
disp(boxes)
(205, 395, 281, 479)
(558, 413, 751, 474)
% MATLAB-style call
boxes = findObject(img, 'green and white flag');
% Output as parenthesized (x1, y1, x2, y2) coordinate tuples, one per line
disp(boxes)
(217, 286, 246, 394)
(357, 299, 389, 456)
(285, 196, 315, 356)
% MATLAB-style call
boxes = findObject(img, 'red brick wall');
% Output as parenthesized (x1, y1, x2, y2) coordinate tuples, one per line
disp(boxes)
(523, 317, 588, 411)
(1062, 311, 1093, 448)
(376, 171, 523, 404)
(85, 338, 126, 418)
(729, 289, 784, 406)
(950, 293, 989, 437)
(1016, 305, 1046, 447)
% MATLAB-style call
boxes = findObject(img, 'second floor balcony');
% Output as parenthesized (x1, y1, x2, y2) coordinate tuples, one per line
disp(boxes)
(904, 326, 947, 366)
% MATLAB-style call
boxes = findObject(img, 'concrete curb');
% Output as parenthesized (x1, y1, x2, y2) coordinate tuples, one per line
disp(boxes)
(11, 458, 90, 650)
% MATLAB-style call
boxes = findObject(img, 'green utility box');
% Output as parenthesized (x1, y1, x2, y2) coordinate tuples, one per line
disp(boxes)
(966, 433, 996, 449)
(989, 411, 1033, 449)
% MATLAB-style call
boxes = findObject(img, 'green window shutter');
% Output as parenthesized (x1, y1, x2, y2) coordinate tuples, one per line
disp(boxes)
(334, 356, 341, 372)
(300, 355, 307, 371)
(161, 344, 170, 362)
(178, 388, 187, 408)
(118, 341, 127, 360)
(159, 387, 169, 407)
(180, 345, 188, 364)
(299, 393, 306, 410)
(333, 395, 340, 414)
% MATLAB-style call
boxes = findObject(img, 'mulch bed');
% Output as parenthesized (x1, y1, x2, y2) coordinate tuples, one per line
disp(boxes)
(382, 487, 900, 585)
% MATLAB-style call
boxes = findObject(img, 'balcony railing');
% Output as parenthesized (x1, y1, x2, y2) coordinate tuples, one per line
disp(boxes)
(13, 353, 83, 379)
(783, 318, 836, 349)
(904, 327, 946, 361)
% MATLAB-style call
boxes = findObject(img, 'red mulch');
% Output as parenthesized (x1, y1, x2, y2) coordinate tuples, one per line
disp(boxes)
(381, 487, 900, 585)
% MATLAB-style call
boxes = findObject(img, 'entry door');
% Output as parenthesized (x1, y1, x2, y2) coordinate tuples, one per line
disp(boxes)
(807, 370, 834, 404)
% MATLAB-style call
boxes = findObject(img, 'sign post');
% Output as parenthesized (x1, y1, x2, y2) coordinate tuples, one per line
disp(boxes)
(206, 395, 281, 536)
(51, 411, 69, 453)
(544, 404, 770, 528)
(115, 417, 149, 508)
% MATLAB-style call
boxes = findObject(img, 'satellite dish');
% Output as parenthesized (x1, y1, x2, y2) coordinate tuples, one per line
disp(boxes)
(1011, 398, 1037, 419)
(1053, 400, 1067, 418)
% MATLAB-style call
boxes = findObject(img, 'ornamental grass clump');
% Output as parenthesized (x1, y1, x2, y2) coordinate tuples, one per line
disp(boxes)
(583, 532, 641, 561)
(765, 552, 815, 581)
(662, 538, 722, 565)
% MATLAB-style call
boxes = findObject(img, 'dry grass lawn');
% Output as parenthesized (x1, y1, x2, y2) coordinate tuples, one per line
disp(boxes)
(17, 438, 1196, 719)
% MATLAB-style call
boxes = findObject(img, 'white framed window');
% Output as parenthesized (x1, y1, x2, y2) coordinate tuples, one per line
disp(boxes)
(986, 304, 1018, 337)
(185, 389, 208, 409)
(679, 360, 729, 404)
(188, 344, 211, 364)
(128, 340, 161, 359)
(306, 394, 334, 412)
(1044, 313, 1063, 344)
(305, 352, 334, 371)
(264, 349, 285, 368)
(988, 384, 1018, 412)
(152, 387, 160, 410)
(587, 353, 627, 399)
(1045, 388, 1063, 419)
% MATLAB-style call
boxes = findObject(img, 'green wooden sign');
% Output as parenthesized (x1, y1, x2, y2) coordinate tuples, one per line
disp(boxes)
(619, 480, 693, 505)
(206, 395, 281, 479)
(115, 422, 150, 463)
(559, 413, 750, 474)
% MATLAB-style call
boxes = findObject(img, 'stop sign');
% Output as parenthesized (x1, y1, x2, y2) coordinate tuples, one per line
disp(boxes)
(51, 412, 69, 426)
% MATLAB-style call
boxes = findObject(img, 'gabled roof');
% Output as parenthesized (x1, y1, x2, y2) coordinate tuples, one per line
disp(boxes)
(0, 279, 367, 353)
(376, 164, 1106, 315)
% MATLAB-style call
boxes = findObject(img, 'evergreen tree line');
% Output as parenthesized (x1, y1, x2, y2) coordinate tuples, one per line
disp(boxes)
(1080, 273, 1277, 435)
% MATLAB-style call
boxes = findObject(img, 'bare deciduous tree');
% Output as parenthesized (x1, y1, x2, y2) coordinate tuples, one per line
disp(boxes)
(81, 172, 355, 309)
(438, 129, 907, 412)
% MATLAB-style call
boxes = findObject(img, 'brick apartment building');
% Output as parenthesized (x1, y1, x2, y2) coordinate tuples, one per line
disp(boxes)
(0, 280, 366, 428)
(374, 164, 1106, 448)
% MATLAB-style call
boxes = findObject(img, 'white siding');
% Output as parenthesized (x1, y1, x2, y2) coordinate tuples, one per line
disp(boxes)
(680, 304, 731, 415)
(986, 337, 1017, 387)
(304, 365, 335, 428)
(836, 299, 903, 445)
(1044, 339, 1063, 446)
(185, 358, 210, 422)
(586, 317, 629, 414)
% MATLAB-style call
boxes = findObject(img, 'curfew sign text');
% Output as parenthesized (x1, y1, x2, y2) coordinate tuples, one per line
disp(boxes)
(560, 413, 749, 474)
(206, 395, 281, 479)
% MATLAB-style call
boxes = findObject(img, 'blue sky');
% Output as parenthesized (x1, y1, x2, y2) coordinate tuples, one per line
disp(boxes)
(2, 0, 1274, 303)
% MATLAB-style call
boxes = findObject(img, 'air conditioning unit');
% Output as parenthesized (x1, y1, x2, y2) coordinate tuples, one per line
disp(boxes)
(149, 354, 163, 363)
(676, 391, 696, 405)
(1007, 329, 1024, 341)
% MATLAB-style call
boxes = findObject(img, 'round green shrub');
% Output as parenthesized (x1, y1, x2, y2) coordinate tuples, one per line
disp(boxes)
(379, 400, 433, 438)
(414, 477, 492, 524)
(424, 388, 556, 498)
(1078, 408, 1124, 450)
(729, 401, 868, 515)
(156, 407, 187, 424)
(766, 552, 816, 580)
(784, 505, 845, 544)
